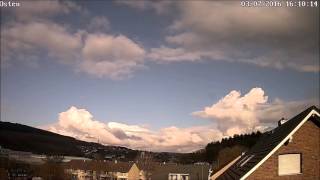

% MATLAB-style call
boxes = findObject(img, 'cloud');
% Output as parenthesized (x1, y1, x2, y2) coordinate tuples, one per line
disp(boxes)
(116, 0, 173, 14)
(6, 0, 82, 21)
(44, 88, 317, 152)
(193, 87, 317, 136)
(193, 88, 267, 135)
(2, 3, 146, 80)
(256, 98, 319, 123)
(3, 1, 318, 80)
(87, 16, 110, 32)
(45, 106, 222, 152)
(150, 1, 319, 72)
(148, 46, 202, 62)
(48, 106, 121, 144)
(1, 21, 83, 66)
(1, 0, 146, 80)
(79, 33, 145, 79)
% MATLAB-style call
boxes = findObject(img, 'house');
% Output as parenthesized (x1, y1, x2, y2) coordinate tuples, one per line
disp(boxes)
(151, 163, 210, 180)
(65, 160, 140, 180)
(7, 168, 29, 179)
(213, 106, 319, 180)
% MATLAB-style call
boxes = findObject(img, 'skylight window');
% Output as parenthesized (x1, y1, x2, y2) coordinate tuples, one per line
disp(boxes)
(239, 155, 255, 167)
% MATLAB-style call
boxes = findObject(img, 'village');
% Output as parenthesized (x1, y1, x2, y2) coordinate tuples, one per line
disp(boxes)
(1, 106, 319, 180)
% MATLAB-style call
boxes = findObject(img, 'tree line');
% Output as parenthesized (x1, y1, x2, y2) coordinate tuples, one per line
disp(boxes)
(177, 131, 262, 166)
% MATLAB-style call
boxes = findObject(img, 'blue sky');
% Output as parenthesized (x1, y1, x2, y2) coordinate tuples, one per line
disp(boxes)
(1, 0, 319, 152)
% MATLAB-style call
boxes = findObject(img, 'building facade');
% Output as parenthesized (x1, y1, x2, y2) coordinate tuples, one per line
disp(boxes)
(247, 120, 319, 179)
(215, 106, 320, 180)
(65, 160, 140, 180)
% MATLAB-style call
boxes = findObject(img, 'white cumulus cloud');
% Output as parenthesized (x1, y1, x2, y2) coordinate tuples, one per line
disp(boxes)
(1, 0, 146, 80)
(47, 106, 121, 145)
(45, 106, 222, 152)
(44, 88, 317, 152)
(2, 19, 145, 80)
(1, 21, 83, 67)
(193, 87, 317, 136)
(80, 34, 145, 79)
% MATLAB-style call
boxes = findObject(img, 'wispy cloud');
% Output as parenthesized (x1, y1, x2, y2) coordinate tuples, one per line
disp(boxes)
(116, 0, 173, 14)
(87, 16, 110, 32)
(149, 1, 319, 72)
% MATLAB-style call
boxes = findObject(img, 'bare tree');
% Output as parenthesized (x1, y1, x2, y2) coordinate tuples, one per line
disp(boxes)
(39, 155, 69, 180)
(135, 151, 156, 180)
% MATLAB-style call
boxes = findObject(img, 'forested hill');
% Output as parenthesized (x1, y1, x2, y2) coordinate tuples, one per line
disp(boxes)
(0, 121, 138, 160)
(0, 121, 262, 165)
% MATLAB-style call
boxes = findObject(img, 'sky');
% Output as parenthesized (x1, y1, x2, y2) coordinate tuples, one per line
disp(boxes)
(1, 0, 319, 152)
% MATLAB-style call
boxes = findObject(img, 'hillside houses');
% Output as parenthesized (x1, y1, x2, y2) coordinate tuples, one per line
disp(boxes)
(64, 160, 210, 180)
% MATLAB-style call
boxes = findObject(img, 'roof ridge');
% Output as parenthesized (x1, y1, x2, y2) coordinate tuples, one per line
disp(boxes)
(217, 106, 319, 180)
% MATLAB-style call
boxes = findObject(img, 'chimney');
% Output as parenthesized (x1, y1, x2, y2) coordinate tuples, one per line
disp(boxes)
(278, 118, 287, 126)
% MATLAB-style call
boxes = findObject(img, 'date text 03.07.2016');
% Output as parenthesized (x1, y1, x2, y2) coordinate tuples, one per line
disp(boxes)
(240, 1, 318, 7)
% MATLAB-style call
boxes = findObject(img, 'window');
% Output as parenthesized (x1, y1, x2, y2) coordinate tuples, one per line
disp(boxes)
(278, 154, 301, 175)
(237, 155, 254, 167)
(168, 173, 189, 180)
(181, 175, 189, 180)
(168, 174, 177, 180)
